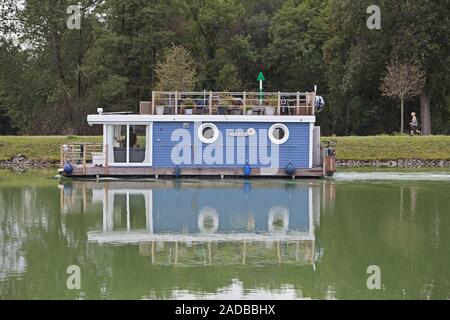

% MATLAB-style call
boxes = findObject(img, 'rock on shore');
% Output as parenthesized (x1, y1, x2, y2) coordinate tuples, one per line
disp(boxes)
(337, 159, 450, 168)
(0, 154, 56, 169)
(1, 155, 449, 169)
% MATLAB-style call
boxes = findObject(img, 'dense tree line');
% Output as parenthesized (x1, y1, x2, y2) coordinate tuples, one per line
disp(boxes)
(0, 0, 449, 135)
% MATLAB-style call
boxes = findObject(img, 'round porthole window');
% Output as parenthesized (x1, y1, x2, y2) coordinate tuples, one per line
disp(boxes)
(268, 123, 289, 145)
(198, 123, 219, 144)
(198, 207, 219, 234)
(268, 206, 289, 234)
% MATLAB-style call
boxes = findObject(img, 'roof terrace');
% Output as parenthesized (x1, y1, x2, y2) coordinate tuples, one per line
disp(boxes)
(140, 91, 317, 116)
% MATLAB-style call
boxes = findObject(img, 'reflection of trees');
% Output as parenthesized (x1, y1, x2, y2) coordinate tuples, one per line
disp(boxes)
(0, 184, 113, 299)
(316, 182, 450, 300)
(139, 240, 315, 267)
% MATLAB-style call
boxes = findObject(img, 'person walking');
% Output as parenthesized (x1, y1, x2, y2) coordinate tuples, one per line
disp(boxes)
(409, 112, 420, 136)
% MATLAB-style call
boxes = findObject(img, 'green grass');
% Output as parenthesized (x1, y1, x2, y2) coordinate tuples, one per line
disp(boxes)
(322, 136, 450, 161)
(0, 135, 449, 163)
(0, 136, 101, 162)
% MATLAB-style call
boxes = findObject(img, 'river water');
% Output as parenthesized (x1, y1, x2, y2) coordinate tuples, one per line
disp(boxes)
(0, 170, 449, 299)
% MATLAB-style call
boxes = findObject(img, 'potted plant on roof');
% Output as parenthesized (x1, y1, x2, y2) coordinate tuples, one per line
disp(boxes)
(219, 95, 234, 115)
(245, 103, 254, 115)
(265, 94, 277, 115)
(182, 98, 196, 115)
(154, 97, 165, 115)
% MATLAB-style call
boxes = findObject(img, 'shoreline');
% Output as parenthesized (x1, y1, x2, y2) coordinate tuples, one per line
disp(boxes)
(1, 157, 449, 170)
(337, 159, 450, 168)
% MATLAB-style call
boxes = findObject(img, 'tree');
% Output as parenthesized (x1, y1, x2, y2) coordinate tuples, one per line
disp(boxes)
(380, 60, 426, 134)
(155, 45, 197, 91)
(216, 63, 241, 91)
(384, 0, 450, 135)
(267, 0, 329, 91)
(180, 0, 245, 89)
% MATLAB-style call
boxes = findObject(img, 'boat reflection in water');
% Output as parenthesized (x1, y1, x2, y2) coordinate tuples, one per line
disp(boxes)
(61, 179, 327, 268)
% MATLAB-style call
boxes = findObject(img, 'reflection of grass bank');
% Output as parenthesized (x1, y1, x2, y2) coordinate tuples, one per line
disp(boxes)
(0, 169, 58, 186)
(325, 136, 450, 161)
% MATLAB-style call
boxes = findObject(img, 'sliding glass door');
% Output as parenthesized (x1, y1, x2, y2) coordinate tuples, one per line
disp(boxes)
(108, 124, 151, 165)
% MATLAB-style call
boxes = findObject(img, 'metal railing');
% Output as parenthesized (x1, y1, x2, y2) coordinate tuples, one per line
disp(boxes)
(60, 143, 108, 175)
(141, 91, 316, 116)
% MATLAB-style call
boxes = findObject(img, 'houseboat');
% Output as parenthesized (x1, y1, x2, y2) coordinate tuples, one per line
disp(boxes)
(59, 91, 336, 178)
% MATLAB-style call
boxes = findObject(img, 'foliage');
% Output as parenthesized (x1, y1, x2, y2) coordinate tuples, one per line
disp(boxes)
(381, 60, 426, 103)
(0, 0, 449, 136)
(155, 45, 197, 91)
(380, 59, 426, 133)
(181, 98, 196, 109)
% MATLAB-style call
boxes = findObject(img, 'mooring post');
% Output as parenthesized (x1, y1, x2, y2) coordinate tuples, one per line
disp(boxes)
(60, 145, 63, 168)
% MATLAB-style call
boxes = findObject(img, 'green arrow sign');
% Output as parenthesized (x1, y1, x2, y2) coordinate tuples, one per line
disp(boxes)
(257, 72, 266, 81)
(257, 72, 265, 104)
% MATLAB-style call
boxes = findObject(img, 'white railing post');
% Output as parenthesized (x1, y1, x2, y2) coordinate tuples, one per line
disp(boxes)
(209, 91, 213, 115)
(151, 91, 155, 115)
(243, 91, 247, 115)
(175, 91, 178, 115)
(277, 91, 281, 115)
(204, 90, 206, 113)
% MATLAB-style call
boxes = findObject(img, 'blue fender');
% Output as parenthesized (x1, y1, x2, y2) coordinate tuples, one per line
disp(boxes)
(285, 161, 296, 176)
(63, 162, 73, 175)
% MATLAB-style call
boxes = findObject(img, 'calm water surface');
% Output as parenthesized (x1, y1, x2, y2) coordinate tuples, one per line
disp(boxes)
(1, 170, 449, 300)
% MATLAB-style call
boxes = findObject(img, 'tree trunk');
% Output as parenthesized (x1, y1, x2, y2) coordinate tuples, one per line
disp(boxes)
(345, 102, 351, 135)
(78, 24, 82, 99)
(420, 94, 432, 135)
(400, 98, 404, 134)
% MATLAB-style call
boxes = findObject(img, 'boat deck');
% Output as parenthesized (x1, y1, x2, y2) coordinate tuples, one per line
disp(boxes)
(61, 165, 327, 178)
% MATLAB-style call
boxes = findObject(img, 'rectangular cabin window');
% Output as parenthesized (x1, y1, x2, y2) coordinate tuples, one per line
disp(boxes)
(112, 125, 127, 163)
(112, 193, 147, 231)
(129, 125, 147, 163)
(111, 125, 149, 164)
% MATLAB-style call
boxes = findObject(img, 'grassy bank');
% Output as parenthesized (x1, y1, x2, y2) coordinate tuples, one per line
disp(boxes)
(328, 136, 450, 161)
(0, 136, 101, 162)
(0, 135, 449, 162)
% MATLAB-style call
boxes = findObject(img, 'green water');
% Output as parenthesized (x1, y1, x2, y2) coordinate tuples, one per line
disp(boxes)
(1, 170, 449, 300)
